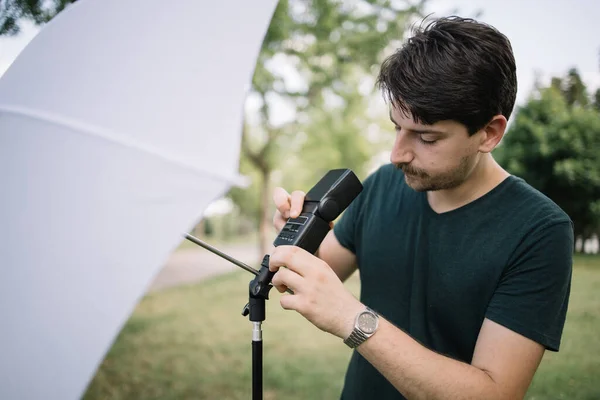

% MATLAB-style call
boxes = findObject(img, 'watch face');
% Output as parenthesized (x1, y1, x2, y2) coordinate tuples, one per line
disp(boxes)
(357, 312, 377, 334)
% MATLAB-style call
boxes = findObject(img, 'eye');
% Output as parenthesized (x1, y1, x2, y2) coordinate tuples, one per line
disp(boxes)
(418, 135, 437, 145)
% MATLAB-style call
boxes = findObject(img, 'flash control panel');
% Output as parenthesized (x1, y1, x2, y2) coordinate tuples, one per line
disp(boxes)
(278, 216, 308, 243)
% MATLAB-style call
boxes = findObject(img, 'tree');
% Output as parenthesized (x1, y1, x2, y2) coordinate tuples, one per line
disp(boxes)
(240, 0, 425, 255)
(0, 0, 76, 36)
(276, 75, 390, 191)
(562, 68, 589, 108)
(498, 84, 600, 246)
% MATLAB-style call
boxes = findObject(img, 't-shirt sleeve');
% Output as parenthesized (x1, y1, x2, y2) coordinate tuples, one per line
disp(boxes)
(332, 170, 375, 255)
(485, 221, 574, 351)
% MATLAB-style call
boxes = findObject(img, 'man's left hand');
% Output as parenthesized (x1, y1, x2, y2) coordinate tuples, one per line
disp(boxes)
(269, 245, 364, 339)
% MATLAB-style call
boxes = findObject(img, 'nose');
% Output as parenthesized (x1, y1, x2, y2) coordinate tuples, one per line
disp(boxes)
(390, 130, 414, 165)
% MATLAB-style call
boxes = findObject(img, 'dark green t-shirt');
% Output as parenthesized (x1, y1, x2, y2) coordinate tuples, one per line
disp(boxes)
(334, 163, 573, 400)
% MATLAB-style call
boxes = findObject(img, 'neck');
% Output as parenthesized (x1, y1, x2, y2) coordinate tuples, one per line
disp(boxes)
(427, 153, 510, 214)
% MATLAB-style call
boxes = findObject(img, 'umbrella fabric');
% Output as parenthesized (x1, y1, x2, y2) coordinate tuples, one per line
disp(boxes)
(0, 0, 278, 399)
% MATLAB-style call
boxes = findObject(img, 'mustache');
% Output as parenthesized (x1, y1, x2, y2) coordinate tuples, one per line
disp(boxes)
(394, 163, 428, 177)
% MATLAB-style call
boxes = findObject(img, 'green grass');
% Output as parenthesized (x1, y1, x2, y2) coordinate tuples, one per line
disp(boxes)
(526, 254, 600, 400)
(83, 255, 600, 400)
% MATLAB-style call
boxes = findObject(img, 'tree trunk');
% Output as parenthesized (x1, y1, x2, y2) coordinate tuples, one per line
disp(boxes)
(193, 219, 205, 239)
(574, 225, 584, 253)
(258, 168, 273, 260)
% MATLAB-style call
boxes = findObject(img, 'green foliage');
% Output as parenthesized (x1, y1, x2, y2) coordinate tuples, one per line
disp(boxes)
(0, 0, 76, 35)
(550, 68, 590, 108)
(254, 0, 423, 113)
(499, 74, 600, 239)
(276, 87, 386, 191)
(236, 0, 425, 229)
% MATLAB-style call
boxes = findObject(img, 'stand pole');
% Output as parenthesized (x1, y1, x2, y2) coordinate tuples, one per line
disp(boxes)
(242, 255, 275, 400)
(252, 322, 263, 400)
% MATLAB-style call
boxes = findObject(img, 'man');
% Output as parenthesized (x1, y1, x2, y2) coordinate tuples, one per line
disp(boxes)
(269, 16, 573, 400)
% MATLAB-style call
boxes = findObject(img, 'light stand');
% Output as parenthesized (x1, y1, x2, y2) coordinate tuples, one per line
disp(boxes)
(185, 168, 363, 400)
(183, 235, 285, 400)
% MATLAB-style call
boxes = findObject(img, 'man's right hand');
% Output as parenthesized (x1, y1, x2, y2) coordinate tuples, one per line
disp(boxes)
(272, 187, 306, 233)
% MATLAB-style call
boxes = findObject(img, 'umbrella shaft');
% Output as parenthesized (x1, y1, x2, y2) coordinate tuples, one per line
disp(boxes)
(184, 233, 259, 276)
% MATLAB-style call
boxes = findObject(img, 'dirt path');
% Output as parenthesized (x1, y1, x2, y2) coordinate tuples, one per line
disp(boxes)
(148, 243, 261, 293)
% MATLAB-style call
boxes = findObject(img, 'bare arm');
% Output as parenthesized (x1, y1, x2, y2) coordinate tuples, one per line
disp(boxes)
(355, 317, 545, 399)
(315, 229, 357, 282)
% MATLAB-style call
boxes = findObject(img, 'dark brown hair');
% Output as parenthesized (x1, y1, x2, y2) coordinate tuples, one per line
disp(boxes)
(376, 16, 517, 135)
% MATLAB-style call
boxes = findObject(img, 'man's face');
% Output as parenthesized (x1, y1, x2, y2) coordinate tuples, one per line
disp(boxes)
(389, 105, 483, 192)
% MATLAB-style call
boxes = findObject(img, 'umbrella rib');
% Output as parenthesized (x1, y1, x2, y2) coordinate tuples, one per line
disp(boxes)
(184, 233, 295, 295)
(185, 233, 259, 276)
(0, 104, 247, 186)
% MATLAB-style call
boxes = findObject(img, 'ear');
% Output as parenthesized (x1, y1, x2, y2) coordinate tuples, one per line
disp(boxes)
(478, 115, 507, 153)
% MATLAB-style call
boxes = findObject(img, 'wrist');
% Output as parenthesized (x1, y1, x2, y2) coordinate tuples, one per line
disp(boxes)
(339, 302, 369, 339)
(342, 305, 380, 349)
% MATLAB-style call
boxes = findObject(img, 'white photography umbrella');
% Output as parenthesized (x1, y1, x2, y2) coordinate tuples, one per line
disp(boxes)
(0, 1, 278, 399)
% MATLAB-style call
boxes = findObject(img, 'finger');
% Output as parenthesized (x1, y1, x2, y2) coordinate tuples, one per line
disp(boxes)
(290, 190, 306, 218)
(272, 267, 304, 294)
(270, 262, 287, 293)
(272, 210, 287, 232)
(269, 245, 314, 276)
(280, 293, 303, 312)
(273, 282, 288, 294)
(273, 187, 291, 218)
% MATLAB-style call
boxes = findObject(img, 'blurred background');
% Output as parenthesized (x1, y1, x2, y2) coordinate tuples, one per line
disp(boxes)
(1, 0, 598, 399)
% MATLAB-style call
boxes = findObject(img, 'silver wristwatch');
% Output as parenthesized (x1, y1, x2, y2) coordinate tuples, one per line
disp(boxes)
(343, 307, 379, 348)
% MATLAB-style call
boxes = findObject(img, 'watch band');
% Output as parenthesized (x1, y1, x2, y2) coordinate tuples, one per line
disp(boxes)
(344, 328, 369, 348)
(343, 307, 379, 349)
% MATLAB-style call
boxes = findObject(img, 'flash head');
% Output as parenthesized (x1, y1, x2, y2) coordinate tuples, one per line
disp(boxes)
(273, 169, 363, 253)
(305, 169, 363, 221)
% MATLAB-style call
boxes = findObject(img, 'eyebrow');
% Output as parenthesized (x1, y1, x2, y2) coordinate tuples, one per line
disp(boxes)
(389, 113, 446, 135)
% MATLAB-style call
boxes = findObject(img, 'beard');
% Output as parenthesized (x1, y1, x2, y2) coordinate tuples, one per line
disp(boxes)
(395, 155, 473, 192)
